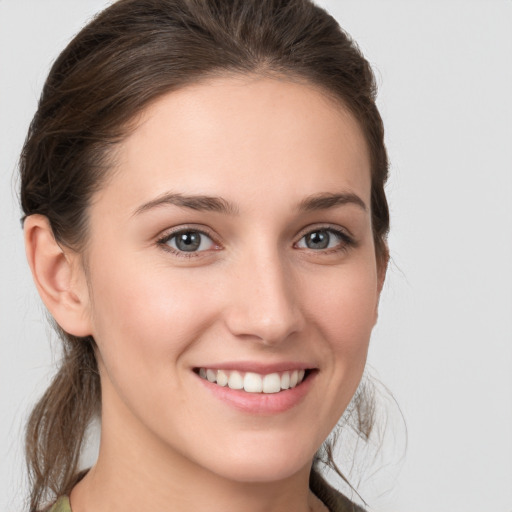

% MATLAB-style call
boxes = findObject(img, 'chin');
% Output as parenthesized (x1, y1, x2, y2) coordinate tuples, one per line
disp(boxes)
(200, 437, 318, 484)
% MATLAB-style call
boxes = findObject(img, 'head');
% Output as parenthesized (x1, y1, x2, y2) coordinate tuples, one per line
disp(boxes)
(20, 0, 389, 509)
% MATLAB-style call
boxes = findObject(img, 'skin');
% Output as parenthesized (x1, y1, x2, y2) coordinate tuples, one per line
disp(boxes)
(25, 76, 385, 512)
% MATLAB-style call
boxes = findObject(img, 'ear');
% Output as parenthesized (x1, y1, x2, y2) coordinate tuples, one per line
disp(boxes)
(377, 245, 389, 294)
(374, 244, 389, 324)
(24, 214, 92, 337)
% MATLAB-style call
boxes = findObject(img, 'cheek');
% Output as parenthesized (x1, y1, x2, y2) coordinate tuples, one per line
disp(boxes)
(290, 258, 379, 443)
(86, 251, 218, 374)
(312, 264, 377, 341)
(304, 257, 378, 379)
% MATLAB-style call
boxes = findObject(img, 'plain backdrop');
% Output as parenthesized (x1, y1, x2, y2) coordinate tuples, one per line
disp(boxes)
(1, 1, 511, 511)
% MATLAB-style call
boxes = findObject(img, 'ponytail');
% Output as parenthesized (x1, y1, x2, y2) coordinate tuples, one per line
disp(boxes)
(25, 332, 100, 511)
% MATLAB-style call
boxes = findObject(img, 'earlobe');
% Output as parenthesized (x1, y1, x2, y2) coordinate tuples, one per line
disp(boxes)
(377, 259, 388, 295)
(24, 214, 92, 337)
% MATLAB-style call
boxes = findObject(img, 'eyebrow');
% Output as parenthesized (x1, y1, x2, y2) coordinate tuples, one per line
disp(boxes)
(133, 190, 367, 217)
(133, 192, 239, 216)
(298, 192, 368, 212)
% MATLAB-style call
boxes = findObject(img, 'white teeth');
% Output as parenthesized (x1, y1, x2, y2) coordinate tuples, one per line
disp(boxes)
(228, 371, 243, 390)
(262, 373, 281, 393)
(244, 372, 263, 393)
(197, 368, 308, 393)
(281, 371, 290, 389)
(290, 370, 298, 388)
(216, 369, 228, 387)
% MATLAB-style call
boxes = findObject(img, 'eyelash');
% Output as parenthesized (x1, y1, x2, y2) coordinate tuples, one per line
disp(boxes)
(156, 225, 355, 258)
(294, 226, 356, 254)
(156, 227, 219, 259)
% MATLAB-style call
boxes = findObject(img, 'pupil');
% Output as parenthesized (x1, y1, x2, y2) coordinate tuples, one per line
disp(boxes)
(307, 230, 329, 249)
(176, 231, 201, 251)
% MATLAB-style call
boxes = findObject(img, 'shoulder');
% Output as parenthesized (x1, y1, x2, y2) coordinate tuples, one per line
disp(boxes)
(45, 496, 71, 512)
(310, 468, 367, 512)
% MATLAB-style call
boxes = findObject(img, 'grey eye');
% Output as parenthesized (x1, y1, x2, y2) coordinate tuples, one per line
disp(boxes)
(167, 231, 214, 252)
(296, 229, 344, 250)
(304, 230, 330, 249)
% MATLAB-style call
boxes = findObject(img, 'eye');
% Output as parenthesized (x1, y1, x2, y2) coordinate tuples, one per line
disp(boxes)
(159, 229, 216, 253)
(295, 228, 351, 251)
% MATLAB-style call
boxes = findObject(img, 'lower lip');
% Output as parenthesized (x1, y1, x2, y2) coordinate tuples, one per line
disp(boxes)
(196, 371, 317, 414)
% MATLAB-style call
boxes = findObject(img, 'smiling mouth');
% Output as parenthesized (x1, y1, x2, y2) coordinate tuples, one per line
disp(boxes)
(194, 368, 312, 394)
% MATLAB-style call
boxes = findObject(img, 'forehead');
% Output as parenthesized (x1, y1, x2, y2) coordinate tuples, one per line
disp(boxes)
(97, 76, 371, 214)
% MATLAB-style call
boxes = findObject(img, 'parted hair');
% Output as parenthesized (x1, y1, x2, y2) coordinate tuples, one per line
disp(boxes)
(19, 1, 389, 510)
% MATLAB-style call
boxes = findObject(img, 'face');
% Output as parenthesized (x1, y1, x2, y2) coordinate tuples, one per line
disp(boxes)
(80, 76, 382, 484)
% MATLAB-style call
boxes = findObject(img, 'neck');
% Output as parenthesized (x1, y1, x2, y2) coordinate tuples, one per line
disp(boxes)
(70, 394, 322, 512)
(71, 451, 317, 512)
(72, 465, 318, 512)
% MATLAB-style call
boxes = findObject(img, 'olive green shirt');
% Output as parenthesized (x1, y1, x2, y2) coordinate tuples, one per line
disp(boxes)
(48, 496, 71, 512)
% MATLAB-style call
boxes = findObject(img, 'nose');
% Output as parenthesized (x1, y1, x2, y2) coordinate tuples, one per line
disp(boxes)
(223, 248, 304, 346)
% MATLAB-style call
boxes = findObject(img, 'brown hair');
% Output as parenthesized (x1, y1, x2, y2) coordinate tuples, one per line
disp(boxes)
(20, 1, 389, 510)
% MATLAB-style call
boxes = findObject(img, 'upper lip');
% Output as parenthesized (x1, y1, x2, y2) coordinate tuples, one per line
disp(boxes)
(193, 361, 315, 374)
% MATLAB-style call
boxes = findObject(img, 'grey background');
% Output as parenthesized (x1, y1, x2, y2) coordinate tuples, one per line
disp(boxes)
(1, 1, 511, 510)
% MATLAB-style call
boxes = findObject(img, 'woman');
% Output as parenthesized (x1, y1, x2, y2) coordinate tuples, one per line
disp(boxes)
(20, 0, 389, 511)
